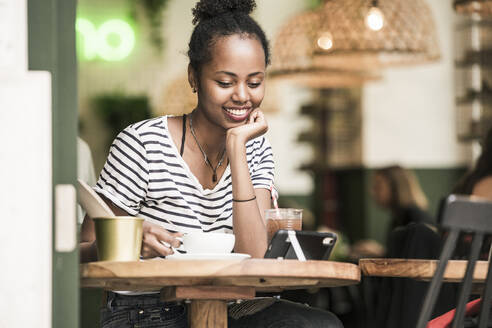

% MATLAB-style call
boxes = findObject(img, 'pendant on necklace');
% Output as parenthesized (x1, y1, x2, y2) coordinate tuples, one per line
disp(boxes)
(212, 172, 217, 183)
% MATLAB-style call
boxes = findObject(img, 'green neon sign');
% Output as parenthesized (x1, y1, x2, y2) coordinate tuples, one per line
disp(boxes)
(76, 18, 136, 61)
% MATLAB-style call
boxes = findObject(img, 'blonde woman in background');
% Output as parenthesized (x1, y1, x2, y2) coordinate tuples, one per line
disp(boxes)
(371, 165, 433, 244)
(350, 165, 432, 258)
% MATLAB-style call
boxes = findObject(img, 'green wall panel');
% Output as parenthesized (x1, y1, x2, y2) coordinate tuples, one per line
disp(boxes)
(81, 289, 102, 328)
(28, 0, 79, 327)
(336, 169, 368, 242)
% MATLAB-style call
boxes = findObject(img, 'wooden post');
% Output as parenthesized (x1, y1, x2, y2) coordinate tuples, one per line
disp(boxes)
(189, 300, 228, 328)
(160, 286, 255, 328)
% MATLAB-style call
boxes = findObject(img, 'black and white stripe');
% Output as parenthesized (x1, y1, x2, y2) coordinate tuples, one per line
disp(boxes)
(94, 116, 276, 235)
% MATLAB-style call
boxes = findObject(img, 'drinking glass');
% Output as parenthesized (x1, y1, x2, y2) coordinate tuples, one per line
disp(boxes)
(265, 208, 303, 242)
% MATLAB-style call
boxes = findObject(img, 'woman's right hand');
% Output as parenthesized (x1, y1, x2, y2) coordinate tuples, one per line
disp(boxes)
(141, 221, 183, 258)
(226, 109, 268, 147)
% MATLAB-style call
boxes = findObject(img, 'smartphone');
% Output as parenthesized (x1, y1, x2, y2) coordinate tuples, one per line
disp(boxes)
(263, 230, 337, 261)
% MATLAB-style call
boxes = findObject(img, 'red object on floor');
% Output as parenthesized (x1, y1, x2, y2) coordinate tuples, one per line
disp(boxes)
(426, 298, 482, 328)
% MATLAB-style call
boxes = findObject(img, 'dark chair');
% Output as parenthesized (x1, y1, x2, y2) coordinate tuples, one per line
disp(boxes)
(417, 195, 492, 328)
(374, 221, 451, 328)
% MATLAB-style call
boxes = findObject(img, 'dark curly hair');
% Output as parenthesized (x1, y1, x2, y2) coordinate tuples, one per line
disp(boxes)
(453, 127, 492, 194)
(187, 0, 270, 74)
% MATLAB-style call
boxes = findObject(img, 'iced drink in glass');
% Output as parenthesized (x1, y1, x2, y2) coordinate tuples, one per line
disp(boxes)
(265, 208, 302, 242)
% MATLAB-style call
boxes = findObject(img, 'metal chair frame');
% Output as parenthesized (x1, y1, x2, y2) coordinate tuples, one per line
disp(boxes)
(417, 195, 492, 328)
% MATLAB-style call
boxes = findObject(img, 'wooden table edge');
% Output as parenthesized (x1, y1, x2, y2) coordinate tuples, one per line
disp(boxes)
(80, 258, 361, 290)
(359, 258, 489, 282)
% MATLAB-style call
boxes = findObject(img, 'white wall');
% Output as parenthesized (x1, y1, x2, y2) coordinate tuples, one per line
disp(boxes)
(0, 0, 27, 73)
(0, 2, 52, 327)
(362, 0, 471, 168)
(0, 72, 52, 328)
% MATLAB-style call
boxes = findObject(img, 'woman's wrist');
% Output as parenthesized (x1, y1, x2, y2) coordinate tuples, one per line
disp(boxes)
(226, 131, 247, 155)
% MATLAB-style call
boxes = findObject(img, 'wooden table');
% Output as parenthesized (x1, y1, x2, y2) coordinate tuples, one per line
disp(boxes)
(81, 258, 360, 327)
(359, 258, 489, 283)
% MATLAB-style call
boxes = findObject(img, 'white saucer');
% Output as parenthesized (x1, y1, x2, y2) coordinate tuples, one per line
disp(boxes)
(166, 253, 251, 260)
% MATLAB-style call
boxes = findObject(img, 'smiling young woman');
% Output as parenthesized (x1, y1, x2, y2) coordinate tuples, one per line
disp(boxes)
(79, 0, 343, 327)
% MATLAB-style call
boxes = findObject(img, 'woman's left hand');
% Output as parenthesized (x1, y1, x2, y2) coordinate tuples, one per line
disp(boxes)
(226, 109, 268, 145)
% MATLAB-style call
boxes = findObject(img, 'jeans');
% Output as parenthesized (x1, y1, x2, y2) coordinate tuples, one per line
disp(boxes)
(101, 292, 187, 328)
(101, 292, 343, 328)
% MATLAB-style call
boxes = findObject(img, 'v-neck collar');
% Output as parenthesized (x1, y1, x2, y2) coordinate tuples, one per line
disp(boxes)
(162, 116, 230, 195)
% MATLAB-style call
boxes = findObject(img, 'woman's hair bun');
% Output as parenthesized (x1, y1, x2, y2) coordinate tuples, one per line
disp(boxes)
(192, 0, 256, 25)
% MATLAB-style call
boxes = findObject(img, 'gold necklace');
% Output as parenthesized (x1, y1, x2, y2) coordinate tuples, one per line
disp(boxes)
(189, 114, 226, 183)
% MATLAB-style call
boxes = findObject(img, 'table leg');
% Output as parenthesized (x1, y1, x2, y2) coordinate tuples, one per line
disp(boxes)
(189, 300, 228, 328)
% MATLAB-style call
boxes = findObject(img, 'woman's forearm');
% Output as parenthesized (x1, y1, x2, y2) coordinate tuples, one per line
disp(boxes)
(80, 240, 98, 263)
(227, 135, 268, 258)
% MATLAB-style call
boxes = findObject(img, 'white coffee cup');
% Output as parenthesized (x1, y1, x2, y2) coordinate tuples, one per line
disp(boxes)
(182, 232, 235, 254)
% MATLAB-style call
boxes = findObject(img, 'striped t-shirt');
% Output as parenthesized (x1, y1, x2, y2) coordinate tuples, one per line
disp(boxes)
(94, 115, 275, 236)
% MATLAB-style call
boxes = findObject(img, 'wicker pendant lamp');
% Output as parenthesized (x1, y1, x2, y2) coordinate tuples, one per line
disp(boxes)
(455, 0, 492, 16)
(269, 10, 380, 88)
(313, 0, 441, 71)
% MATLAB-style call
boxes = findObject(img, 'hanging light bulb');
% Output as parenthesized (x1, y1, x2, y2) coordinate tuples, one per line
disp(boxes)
(365, 2, 385, 31)
(317, 31, 334, 50)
